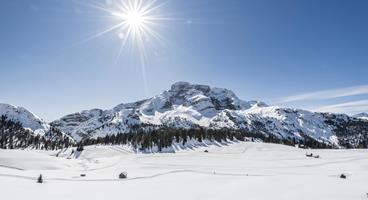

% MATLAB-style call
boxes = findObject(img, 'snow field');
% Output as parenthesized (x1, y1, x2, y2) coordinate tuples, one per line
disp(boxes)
(0, 142, 367, 200)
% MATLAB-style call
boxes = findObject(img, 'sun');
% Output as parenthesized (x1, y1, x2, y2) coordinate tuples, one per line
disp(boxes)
(85, 0, 168, 52)
(125, 10, 145, 27)
(111, 3, 149, 32)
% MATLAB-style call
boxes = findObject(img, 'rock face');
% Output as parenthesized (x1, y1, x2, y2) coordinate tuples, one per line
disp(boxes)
(51, 82, 368, 147)
(50, 109, 104, 141)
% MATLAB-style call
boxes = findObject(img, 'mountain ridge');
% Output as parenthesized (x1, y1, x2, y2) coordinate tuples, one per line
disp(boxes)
(51, 82, 269, 139)
(1, 82, 367, 149)
(50, 82, 368, 148)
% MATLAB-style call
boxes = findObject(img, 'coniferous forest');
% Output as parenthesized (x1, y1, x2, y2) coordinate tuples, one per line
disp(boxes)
(0, 115, 73, 150)
(79, 127, 334, 151)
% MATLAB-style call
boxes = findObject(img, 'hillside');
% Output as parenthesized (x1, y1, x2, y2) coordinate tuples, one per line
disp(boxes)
(0, 104, 73, 149)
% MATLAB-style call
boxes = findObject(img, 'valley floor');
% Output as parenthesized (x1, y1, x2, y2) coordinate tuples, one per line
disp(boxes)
(0, 142, 367, 200)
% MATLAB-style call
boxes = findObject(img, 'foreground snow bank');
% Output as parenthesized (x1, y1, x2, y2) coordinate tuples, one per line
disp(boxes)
(0, 142, 367, 200)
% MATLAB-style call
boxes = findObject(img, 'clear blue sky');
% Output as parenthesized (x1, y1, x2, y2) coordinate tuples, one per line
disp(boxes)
(1, 0, 368, 121)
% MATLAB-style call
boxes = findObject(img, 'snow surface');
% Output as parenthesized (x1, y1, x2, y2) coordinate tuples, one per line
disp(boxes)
(0, 142, 367, 200)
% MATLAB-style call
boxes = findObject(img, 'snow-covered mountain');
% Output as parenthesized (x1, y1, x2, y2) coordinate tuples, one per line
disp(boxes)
(52, 82, 368, 147)
(51, 82, 266, 139)
(0, 103, 49, 135)
(0, 103, 74, 149)
(353, 113, 368, 120)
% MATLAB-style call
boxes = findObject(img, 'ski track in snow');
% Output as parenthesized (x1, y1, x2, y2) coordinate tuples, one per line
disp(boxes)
(0, 169, 271, 183)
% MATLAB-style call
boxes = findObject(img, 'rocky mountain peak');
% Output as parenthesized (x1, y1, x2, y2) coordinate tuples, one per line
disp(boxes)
(166, 82, 267, 111)
(170, 82, 211, 94)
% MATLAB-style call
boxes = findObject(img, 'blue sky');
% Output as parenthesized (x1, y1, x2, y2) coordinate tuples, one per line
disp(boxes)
(0, 0, 368, 121)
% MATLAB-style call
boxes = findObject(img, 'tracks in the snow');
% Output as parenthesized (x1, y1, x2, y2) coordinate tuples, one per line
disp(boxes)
(0, 169, 270, 183)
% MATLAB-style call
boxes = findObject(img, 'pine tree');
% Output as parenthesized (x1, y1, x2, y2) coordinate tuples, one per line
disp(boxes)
(37, 174, 43, 183)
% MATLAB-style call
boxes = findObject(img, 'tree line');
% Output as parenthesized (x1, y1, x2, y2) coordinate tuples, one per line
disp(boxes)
(79, 127, 333, 151)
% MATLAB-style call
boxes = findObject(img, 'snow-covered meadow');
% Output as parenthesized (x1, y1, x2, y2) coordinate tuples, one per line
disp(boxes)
(0, 142, 367, 200)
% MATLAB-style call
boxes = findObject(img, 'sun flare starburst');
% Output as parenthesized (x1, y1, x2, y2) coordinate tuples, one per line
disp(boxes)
(82, 0, 171, 93)
(86, 0, 167, 55)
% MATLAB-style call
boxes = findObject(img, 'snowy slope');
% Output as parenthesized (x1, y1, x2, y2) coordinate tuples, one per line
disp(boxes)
(0, 142, 367, 200)
(227, 106, 339, 143)
(0, 103, 74, 148)
(52, 82, 368, 146)
(0, 103, 49, 135)
(353, 113, 368, 120)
